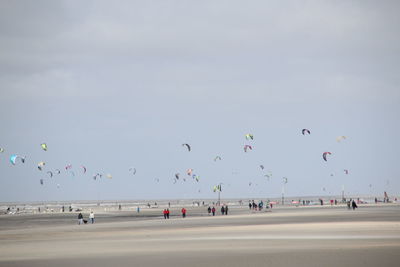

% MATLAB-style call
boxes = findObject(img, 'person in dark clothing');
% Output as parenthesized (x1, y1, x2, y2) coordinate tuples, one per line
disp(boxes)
(166, 209, 170, 219)
(352, 200, 358, 210)
(221, 206, 225, 215)
(249, 202, 252, 210)
(207, 206, 212, 215)
(212, 206, 216, 216)
(225, 205, 228, 215)
(78, 213, 83, 225)
(163, 209, 167, 219)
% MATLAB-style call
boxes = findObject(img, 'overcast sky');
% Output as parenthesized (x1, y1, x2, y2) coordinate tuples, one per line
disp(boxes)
(0, 0, 399, 202)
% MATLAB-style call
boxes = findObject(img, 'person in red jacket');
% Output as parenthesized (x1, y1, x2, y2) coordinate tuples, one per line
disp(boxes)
(211, 206, 216, 216)
(181, 208, 186, 218)
(163, 209, 167, 219)
(166, 209, 170, 219)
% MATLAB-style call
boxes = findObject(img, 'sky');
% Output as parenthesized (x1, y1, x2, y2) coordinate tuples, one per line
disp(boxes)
(0, 0, 399, 202)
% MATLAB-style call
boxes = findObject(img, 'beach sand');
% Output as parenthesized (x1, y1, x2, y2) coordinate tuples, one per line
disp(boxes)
(0, 204, 399, 266)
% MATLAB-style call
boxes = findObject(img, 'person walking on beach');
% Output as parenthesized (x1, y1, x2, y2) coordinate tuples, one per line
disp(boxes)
(181, 208, 186, 218)
(225, 205, 228, 215)
(78, 212, 83, 225)
(352, 200, 358, 210)
(212, 206, 216, 216)
(221, 206, 225, 215)
(163, 209, 167, 219)
(166, 209, 170, 219)
(207, 206, 211, 215)
(89, 211, 95, 224)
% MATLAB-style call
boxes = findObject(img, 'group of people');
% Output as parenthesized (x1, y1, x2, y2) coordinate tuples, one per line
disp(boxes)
(207, 205, 228, 216)
(162, 209, 170, 219)
(77, 211, 95, 224)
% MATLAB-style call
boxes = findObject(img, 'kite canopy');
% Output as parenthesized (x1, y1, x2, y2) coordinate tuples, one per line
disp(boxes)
(213, 184, 222, 192)
(0, 148, 4, 153)
(245, 134, 254, 140)
(47, 171, 53, 178)
(214, 156, 222, 161)
(260, 165, 264, 170)
(37, 161, 45, 171)
(302, 129, 311, 135)
(344, 169, 349, 175)
(182, 143, 191, 152)
(187, 168, 193, 176)
(175, 173, 180, 179)
(41, 143, 48, 151)
(10, 155, 25, 165)
(336, 136, 347, 142)
(129, 167, 137, 175)
(106, 174, 112, 179)
(283, 177, 288, 184)
(322, 152, 332, 161)
(81, 165, 87, 174)
(244, 145, 252, 152)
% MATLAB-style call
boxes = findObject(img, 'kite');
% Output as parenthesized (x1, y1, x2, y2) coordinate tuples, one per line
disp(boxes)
(0, 148, 4, 153)
(302, 129, 311, 135)
(244, 145, 252, 152)
(213, 184, 222, 192)
(187, 168, 193, 176)
(129, 167, 137, 175)
(336, 136, 347, 142)
(40, 179, 44, 185)
(41, 143, 48, 151)
(322, 152, 332, 162)
(182, 143, 191, 152)
(260, 165, 264, 170)
(10, 155, 25, 165)
(55, 169, 61, 174)
(175, 173, 180, 180)
(283, 177, 288, 184)
(245, 134, 254, 140)
(214, 156, 222, 161)
(106, 174, 112, 179)
(47, 171, 53, 178)
(38, 162, 45, 171)
(81, 165, 87, 174)
(344, 169, 349, 175)
(65, 164, 72, 170)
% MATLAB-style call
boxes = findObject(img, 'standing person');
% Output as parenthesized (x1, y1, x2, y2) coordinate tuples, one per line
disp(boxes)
(166, 209, 170, 219)
(221, 206, 225, 215)
(181, 207, 186, 218)
(352, 200, 358, 210)
(225, 205, 228, 215)
(212, 206, 216, 216)
(89, 211, 95, 224)
(78, 213, 83, 225)
(207, 206, 211, 216)
(248, 202, 252, 210)
(163, 209, 167, 219)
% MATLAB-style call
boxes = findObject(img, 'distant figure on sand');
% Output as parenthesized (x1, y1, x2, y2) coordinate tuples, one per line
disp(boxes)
(352, 200, 358, 210)
(89, 211, 95, 224)
(221, 206, 225, 215)
(207, 206, 211, 215)
(181, 208, 186, 218)
(78, 213, 83, 225)
(212, 206, 216, 216)
(163, 209, 167, 219)
(225, 205, 228, 215)
(166, 209, 170, 219)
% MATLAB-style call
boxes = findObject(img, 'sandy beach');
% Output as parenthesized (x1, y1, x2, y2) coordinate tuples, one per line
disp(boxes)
(0, 204, 399, 267)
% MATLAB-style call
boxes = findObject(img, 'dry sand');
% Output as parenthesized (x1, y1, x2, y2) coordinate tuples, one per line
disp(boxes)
(0, 205, 399, 266)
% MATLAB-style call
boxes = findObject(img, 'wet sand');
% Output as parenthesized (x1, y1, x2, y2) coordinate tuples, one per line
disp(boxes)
(1, 205, 399, 266)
